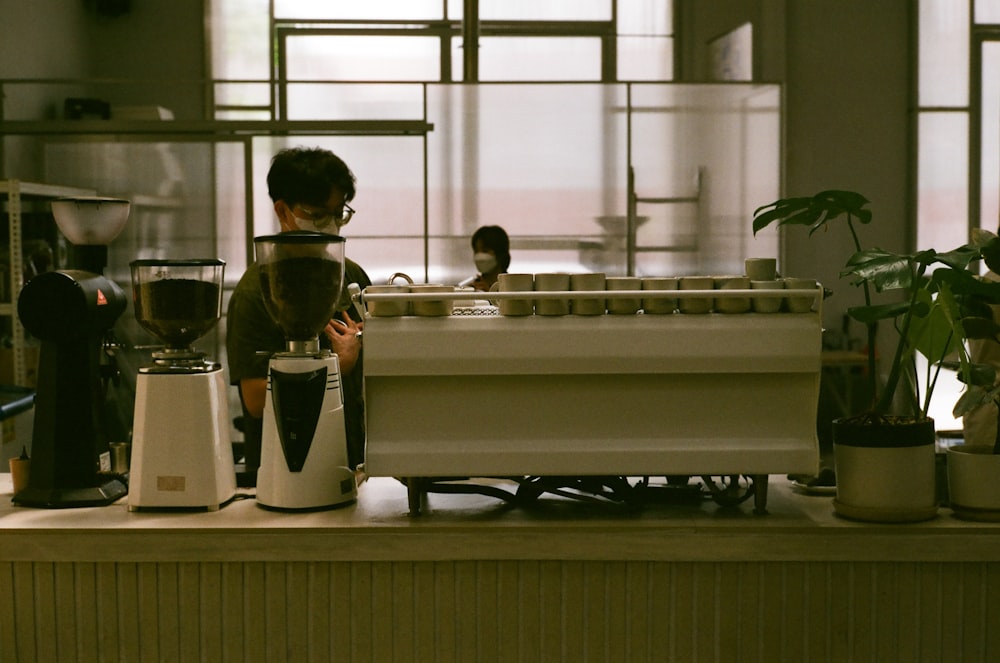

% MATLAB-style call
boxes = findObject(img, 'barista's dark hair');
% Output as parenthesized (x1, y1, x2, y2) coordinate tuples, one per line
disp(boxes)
(267, 147, 356, 208)
(471, 225, 511, 273)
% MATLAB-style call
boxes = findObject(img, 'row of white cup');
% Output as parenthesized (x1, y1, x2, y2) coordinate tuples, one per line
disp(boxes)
(494, 272, 818, 316)
(365, 283, 455, 317)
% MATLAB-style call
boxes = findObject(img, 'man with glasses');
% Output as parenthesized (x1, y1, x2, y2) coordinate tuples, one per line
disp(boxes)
(226, 147, 372, 485)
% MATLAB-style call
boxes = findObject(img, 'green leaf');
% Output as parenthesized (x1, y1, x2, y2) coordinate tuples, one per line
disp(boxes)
(842, 249, 913, 292)
(941, 361, 997, 387)
(751, 191, 872, 236)
(972, 229, 1000, 273)
(847, 300, 913, 324)
(954, 386, 993, 417)
(909, 286, 961, 364)
(961, 316, 1000, 341)
(968, 363, 998, 387)
(931, 244, 981, 271)
(933, 269, 1000, 302)
(812, 190, 873, 223)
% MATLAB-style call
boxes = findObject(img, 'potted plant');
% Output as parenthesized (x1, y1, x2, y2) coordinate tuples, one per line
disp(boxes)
(946, 294, 1000, 521)
(947, 421, 1000, 521)
(752, 190, 1000, 522)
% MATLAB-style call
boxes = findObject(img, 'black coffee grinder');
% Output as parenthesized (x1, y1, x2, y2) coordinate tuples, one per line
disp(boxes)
(12, 197, 130, 508)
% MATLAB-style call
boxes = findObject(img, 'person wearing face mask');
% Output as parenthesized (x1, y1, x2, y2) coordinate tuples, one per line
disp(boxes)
(463, 225, 511, 291)
(226, 146, 372, 484)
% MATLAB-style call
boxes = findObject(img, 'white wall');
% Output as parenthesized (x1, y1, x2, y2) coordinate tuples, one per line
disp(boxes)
(678, 0, 912, 338)
(0, 0, 90, 177)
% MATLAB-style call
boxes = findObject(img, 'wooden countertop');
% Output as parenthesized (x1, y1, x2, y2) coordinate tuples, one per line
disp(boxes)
(1, 474, 998, 564)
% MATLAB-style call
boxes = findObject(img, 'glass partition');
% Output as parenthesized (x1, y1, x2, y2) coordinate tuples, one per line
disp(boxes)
(241, 83, 780, 285)
(7, 81, 781, 288)
(2, 80, 781, 436)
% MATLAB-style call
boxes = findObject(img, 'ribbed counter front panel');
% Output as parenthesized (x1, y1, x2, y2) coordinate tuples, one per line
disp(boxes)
(2, 560, 997, 663)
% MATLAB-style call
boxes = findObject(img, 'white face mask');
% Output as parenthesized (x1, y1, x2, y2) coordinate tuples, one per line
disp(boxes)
(474, 252, 498, 274)
(293, 214, 346, 235)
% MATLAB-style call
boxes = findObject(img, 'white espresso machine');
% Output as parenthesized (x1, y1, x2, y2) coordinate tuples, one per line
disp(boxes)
(254, 231, 357, 510)
(127, 259, 236, 511)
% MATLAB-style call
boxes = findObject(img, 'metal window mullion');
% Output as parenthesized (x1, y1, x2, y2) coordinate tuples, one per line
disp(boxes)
(969, 23, 1000, 237)
(243, 138, 255, 268)
(269, 1, 278, 120)
(8, 181, 25, 387)
(463, 0, 479, 82)
(423, 83, 431, 283)
(275, 28, 288, 120)
(970, 31, 983, 238)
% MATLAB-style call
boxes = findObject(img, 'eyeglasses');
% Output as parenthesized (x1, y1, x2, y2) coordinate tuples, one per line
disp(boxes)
(294, 203, 355, 229)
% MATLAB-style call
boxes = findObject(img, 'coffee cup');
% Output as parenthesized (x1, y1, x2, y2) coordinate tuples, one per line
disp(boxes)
(498, 273, 534, 316)
(783, 277, 818, 313)
(365, 284, 410, 317)
(110, 441, 130, 473)
(751, 279, 784, 313)
(410, 284, 454, 316)
(9, 455, 30, 494)
(570, 272, 606, 315)
(534, 272, 570, 316)
(678, 276, 714, 314)
(641, 277, 678, 314)
(606, 276, 641, 315)
(713, 275, 751, 314)
(745, 257, 778, 281)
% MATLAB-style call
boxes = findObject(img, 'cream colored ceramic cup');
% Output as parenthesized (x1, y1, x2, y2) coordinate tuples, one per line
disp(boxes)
(410, 284, 454, 316)
(751, 279, 784, 313)
(641, 277, 678, 314)
(745, 257, 778, 281)
(534, 272, 570, 316)
(782, 277, 818, 313)
(714, 275, 751, 314)
(678, 276, 714, 314)
(498, 272, 534, 316)
(365, 284, 410, 317)
(109, 442, 130, 473)
(8, 456, 30, 494)
(605, 276, 641, 315)
(570, 272, 606, 315)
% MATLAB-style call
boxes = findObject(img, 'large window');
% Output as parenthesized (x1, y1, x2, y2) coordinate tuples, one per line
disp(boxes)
(211, 0, 675, 116)
(917, 0, 1000, 426)
(917, 0, 1000, 250)
(206, 1, 778, 292)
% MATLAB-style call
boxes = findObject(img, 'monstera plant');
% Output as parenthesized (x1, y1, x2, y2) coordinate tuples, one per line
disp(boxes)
(752, 190, 1000, 522)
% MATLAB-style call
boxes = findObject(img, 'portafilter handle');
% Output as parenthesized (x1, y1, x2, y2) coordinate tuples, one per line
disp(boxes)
(347, 283, 367, 320)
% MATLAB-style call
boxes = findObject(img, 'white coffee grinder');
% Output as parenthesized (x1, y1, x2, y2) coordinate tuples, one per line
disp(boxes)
(254, 231, 357, 510)
(127, 259, 236, 510)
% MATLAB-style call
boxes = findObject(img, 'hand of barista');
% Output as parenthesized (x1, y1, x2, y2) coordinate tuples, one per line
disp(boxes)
(324, 310, 363, 376)
(238, 312, 363, 420)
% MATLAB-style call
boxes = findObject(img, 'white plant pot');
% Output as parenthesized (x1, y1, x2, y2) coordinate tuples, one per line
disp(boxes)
(832, 418, 938, 523)
(947, 444, 1000, 521)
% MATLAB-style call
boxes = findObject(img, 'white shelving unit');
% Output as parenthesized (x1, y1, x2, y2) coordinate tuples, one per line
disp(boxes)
(0, 179, 96, 386)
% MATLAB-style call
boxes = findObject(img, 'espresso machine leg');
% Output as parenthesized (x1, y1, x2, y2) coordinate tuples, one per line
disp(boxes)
(405, 477, 426, 515)
(753, 474, 769, 515)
